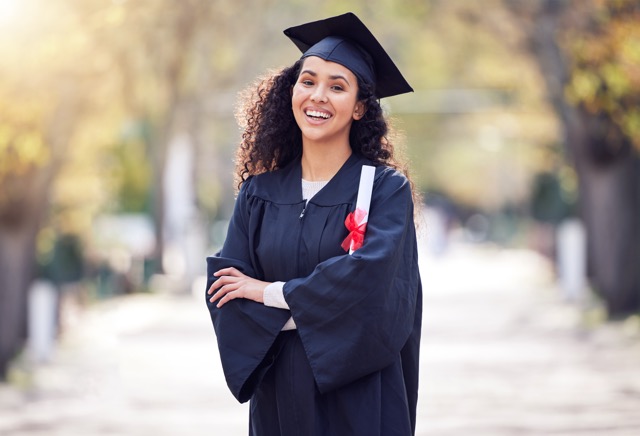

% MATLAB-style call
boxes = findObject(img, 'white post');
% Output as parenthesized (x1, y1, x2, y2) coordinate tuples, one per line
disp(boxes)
(557, 219, 587, 302)
(28, 280, 58, 363)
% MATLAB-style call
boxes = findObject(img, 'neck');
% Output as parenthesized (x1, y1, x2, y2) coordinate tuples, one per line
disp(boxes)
(301, 141, 352, 181)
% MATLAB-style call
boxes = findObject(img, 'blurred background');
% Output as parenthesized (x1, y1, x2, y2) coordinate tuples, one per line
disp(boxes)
(0, 0, 639, 434)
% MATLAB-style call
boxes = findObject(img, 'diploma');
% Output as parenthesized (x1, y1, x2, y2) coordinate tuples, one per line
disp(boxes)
(342, 165, 375, 254)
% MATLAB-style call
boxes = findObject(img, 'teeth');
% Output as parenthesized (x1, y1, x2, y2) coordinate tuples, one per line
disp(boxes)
(306, 110, 330, 119)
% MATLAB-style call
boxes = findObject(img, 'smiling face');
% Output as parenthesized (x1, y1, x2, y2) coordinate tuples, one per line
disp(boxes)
(291, 56, 365, 149)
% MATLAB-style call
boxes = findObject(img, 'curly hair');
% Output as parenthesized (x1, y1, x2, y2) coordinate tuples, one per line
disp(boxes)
(234, 59, 410, 190)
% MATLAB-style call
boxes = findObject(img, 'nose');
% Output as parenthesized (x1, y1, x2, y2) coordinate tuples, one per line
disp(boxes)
(310, 85, 327, 103)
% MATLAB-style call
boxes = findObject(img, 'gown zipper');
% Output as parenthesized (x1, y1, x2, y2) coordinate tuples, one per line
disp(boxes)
(296, 202, 306, 276)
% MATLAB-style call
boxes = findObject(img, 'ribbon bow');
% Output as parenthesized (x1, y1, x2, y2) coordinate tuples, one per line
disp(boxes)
(341, 208, 368, 252)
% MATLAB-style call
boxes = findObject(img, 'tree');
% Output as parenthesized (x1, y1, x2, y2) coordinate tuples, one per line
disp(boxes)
(0, 0, 223, 378)
(0, 0, 94, 377)
(506, 0, 640, 316)
(0, 0, 314, 379)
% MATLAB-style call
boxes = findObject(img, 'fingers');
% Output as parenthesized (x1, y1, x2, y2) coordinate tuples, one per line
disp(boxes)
(208, 275, 239, 298)
(206, 268, 267, 308)
(208, 273, 247, 306)
(209, 282, 240, 306)
(209, 281, 251, 308)
(214, 267, 242, 278)
(207, 269, 243, 294)
(207, 272, 240, 295)
(214, 287, 245, 308)
(209, 281, 267, 308)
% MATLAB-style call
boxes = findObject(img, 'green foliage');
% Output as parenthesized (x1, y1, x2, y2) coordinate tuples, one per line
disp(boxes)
(0, 0, 577, 231)
(111, 139, 152, 214)
(386, 0, 560, 210)
(37, 233, 84, 284)
(564, 0, 640, 150)
(530, 166, 578, 224)
(0, 106, 48, 180)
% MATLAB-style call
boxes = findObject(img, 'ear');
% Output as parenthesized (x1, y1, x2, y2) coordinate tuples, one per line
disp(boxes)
(353, 101, 366, 120)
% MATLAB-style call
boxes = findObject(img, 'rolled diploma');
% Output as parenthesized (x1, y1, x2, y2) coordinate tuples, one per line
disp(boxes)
(350, 165, 376, 254)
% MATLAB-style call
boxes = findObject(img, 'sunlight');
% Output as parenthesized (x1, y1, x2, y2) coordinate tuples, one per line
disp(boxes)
(0, 0, 21, 25)
(0, 0, 37, 39)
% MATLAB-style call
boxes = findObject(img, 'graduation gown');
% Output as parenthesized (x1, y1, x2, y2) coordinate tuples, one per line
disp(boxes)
(205, 153, 422, 435)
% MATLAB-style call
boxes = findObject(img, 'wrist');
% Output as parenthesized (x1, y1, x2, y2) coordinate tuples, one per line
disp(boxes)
(263, 281, 288, 309)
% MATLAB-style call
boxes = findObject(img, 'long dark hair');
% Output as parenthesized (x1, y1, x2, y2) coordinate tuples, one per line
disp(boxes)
(234, 58, 412, 191)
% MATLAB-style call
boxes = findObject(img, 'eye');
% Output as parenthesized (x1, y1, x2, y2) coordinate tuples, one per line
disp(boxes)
(331, 85, 344, 92)
(301, 79, 314, 86)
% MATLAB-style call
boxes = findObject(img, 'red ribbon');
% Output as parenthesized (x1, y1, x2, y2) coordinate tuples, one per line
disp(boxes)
(341, 208, 368, 252)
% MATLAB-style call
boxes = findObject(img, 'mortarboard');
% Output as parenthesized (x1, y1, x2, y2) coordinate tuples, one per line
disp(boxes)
(284, 12, 413, 99)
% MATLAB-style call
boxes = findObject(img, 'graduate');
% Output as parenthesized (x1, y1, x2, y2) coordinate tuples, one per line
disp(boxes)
(205, 12, 423, 436)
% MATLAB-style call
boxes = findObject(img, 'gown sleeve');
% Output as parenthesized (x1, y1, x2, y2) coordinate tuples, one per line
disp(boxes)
(205, 178, 290, 403)
(283, 168, 421, 393)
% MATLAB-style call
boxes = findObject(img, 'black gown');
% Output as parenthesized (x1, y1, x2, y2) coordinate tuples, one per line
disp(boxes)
(205, 153, 422, 436)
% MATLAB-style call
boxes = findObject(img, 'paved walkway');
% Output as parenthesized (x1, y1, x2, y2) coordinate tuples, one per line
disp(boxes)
(1, 244, 639, 435)
(417, 245, 640, 435)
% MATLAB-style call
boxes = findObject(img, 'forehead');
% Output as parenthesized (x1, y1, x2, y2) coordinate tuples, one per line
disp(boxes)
(300, 56, 359, 82)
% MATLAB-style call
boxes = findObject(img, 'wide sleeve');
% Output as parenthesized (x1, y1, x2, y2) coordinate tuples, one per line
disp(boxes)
(283, 169, 421, 393)
(205, 179, 290, 403)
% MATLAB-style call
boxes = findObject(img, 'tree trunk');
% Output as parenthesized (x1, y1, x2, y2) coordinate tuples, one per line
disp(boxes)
(576, 138, 640, 315)
(0, 224, 40, 378)
(150, 107, 172, 275)
(147, 4, 200, 275)
(0, 165, 53, 379)
(0, 91, 76, 379)
(522, 0, 640, 316)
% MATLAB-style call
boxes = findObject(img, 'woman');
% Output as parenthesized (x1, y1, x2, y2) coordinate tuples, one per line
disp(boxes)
(206, 12, 422, 436)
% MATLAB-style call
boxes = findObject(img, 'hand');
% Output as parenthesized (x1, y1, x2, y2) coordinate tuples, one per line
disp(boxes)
(207, 267, 269, 308)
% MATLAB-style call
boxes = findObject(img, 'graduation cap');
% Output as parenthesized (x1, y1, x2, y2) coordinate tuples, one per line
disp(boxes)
(284, 12, 413, 99)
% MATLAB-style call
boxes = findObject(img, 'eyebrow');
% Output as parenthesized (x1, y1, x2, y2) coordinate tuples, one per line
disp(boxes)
(300, 69, 351, 86)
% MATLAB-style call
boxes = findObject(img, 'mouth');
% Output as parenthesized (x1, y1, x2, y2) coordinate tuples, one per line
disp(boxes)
(304, 108, 332, 121)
